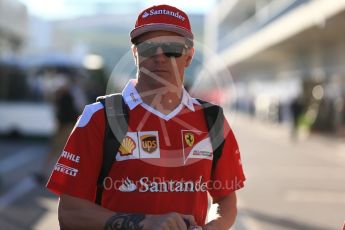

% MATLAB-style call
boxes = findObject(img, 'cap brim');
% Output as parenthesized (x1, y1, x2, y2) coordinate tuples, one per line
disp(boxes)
(130, 23, 194, 43)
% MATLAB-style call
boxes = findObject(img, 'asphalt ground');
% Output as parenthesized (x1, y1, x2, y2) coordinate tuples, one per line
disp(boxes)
(0, 113, 344, 230)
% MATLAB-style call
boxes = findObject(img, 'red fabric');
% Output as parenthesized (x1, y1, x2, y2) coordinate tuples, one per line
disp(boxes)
(130, 4, 194, 41)
(135, 5, 191, 32)
(46, 102, 245, 226)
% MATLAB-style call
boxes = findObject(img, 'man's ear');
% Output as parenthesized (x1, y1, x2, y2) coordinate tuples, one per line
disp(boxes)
(131, 45, 138, 66)
(185, 47, 195, 67)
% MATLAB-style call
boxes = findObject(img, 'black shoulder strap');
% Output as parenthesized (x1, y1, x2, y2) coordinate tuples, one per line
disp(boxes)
(197, 99, 225, 174)
(95, 94, 129, 205)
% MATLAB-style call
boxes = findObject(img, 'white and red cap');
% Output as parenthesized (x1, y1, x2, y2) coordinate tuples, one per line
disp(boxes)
(130, 4, 194, 46)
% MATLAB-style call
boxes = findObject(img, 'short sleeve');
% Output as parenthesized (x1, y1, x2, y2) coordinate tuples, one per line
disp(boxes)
(208, 117, 246, 202)
(46, 102, 105, 202)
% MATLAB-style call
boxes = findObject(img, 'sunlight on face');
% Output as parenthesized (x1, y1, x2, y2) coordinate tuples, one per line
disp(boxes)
(132, 31, 194, 91)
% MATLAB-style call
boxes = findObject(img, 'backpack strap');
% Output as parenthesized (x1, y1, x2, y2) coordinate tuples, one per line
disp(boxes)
(95, 94, 129, 205)
(197, 99, 225, 174)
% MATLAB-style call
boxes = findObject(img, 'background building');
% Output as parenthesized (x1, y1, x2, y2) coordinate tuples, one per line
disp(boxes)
(0, 0, 28, 57)
(204, 0, 345, 136)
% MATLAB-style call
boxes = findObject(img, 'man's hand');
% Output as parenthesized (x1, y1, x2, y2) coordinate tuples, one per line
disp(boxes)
(104, 213, 145, 230)
(59, 194, 198, 230)
(203, 192, 238, 230)
(202, 220, 221, 230)
(141, 212, 197, 230)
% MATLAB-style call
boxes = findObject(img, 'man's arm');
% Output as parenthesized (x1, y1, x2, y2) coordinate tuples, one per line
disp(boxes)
(204, 192, 237, 230)
(58, 194, 197, 230)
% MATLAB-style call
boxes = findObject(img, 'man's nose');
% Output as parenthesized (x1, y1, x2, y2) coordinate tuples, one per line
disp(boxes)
(153, 47, 167, 62)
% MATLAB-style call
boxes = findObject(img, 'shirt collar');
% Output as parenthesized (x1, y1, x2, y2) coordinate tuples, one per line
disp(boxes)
(122, 79, 195, 112)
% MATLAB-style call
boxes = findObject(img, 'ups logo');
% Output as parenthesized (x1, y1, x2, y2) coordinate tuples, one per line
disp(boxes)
(140, 135, 157, 153)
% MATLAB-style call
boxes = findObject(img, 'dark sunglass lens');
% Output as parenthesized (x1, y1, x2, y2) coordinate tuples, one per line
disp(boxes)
(136, 42, 186, 58)
(137, 43, 158, 57)
(162, 43, 185, 57)
(164, 52, 182, 58)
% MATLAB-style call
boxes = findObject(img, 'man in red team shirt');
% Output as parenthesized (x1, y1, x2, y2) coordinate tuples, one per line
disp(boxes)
(47, 4, 245, 230)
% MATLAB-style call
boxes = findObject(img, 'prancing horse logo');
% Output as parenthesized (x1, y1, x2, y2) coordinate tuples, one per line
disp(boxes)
(184, 133, 195, 147)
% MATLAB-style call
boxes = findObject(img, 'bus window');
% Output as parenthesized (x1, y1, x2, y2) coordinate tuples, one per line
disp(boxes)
(0, 61, 30, 101)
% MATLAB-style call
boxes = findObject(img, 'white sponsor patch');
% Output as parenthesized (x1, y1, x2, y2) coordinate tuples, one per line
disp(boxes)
(138, 131, 160, 159)
(187, 138, 213, 160)
(54, 163, 78, 177)
(182, 130, 213, 164)
(116, 132, 140, 161)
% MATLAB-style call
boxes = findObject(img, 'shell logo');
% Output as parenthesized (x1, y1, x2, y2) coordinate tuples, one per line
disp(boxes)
(119, 136, 136, 156)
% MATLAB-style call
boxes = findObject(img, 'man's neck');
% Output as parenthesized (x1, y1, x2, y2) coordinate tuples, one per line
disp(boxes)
(135, 79, 183, 115)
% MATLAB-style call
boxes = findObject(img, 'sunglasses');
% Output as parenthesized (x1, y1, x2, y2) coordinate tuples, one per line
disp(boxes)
(135, 41, 189, 58)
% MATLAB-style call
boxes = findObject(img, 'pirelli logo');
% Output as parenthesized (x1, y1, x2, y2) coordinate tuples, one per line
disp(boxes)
(54, 163, 78, 177)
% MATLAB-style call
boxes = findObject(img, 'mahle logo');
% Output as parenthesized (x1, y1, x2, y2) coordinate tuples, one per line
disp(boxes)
(140, 135, 157, 153)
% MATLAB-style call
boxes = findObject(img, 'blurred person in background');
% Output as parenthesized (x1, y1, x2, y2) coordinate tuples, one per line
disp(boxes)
(339, 93, 345, 137)
(46, 4, 245, 230)
(290, 95, 305, 140)
(34, 76, 82, 183)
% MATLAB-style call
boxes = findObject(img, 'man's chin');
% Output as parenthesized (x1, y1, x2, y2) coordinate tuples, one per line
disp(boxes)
(141, 72, 168, 83)
(151, 71, 171, 77)
(140, 71, 180, 88)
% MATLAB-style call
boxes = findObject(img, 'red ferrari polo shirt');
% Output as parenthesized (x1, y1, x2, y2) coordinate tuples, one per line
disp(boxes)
(47, 79, 245, 226)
